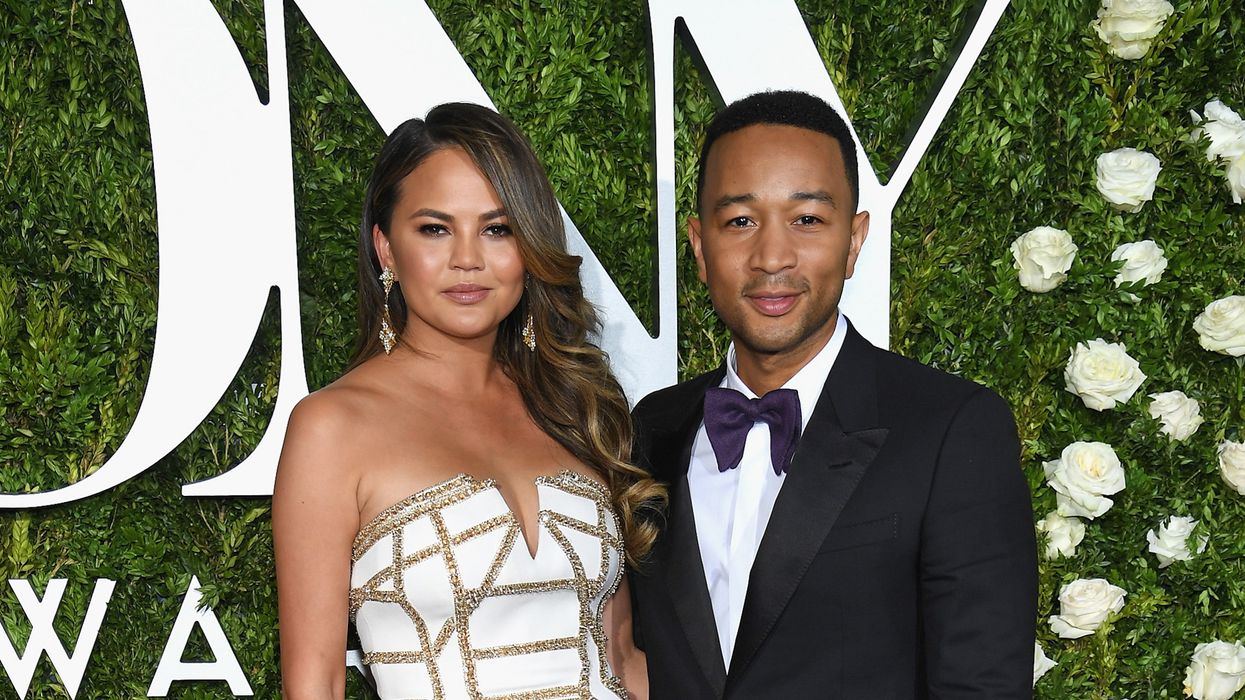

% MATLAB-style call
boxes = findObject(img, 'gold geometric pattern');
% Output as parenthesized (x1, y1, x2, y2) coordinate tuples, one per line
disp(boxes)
(350, 470, 627, 700)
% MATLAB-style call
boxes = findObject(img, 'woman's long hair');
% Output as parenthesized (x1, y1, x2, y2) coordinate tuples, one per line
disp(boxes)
(350, 103, 665, 564)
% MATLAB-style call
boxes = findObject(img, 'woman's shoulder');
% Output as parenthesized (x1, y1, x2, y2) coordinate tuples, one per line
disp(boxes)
(288, 367, 389, 435)
(277, 370, 391, 486)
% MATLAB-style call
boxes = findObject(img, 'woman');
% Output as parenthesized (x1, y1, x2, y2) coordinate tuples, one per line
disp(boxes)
(273, 102, 663, 700)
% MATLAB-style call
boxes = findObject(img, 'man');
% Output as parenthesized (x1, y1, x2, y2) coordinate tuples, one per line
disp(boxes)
(630, 90, 1037, 699)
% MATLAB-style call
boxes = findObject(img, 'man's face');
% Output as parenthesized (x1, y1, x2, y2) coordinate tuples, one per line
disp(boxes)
(689, 124, 869, 361)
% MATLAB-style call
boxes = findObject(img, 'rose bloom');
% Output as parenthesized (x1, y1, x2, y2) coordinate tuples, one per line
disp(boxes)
(1184, 640, 1245, 700)
(1049, 577, 1127, 639)
(1011, 226, 1077, 293)
(1036, 511, 1086, 558)
(1043, 441, 1126, 519)
(1228, 155, 1245, 205)
(1096, 148, 1162, 212)
(1148, 390, 1204, 441)
(1193, 296, 1245, 357)
(1191, 100, 1245, 162)
(1091, 0, 1175, 59)
(1146, 515, 1206, 568)
(1033, 642, 1057, 687)
(1219, 440, 1245, 496)
(1065, 339, 1147, 411)
(1111, 240, 1167, 287)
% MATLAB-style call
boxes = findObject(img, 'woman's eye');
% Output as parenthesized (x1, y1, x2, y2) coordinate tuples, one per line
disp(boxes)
(419, 224, 449, 237)
(483, 224, 512, 237)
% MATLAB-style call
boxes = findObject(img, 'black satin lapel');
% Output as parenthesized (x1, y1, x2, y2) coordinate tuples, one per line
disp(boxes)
(662, 473, 728, 697)
(727, 398, 889, 681)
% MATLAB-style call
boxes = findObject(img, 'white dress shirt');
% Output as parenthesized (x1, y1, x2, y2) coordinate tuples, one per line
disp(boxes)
(687, 313, 848, 668)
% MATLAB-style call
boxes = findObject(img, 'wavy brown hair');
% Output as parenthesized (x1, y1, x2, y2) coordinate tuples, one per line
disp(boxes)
(349, 103, 665, 564)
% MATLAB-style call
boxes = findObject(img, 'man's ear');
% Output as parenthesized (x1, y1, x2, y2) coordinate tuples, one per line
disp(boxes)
(687, 216, 707, 283)
(372, 224, 395, 272)
(843, 210, 871, 279)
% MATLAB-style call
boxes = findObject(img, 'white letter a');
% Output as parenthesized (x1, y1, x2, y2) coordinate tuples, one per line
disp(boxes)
(147, 576, 253, 696)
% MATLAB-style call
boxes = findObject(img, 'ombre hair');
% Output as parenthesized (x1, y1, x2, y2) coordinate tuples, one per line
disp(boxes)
(350, 102, 664, 564)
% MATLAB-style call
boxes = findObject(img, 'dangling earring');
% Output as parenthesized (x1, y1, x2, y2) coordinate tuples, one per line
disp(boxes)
(522, 313, 536, 352)
(379, 266, 397, 355)
(521, 275, 536, 352)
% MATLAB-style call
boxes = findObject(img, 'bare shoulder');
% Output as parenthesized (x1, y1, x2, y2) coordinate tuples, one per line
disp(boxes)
(276, 371, 387, 501)
(287, 362, 396, 440)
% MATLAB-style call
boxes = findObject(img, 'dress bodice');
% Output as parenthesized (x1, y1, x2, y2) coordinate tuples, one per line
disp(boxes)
(350, 470, 627, 700)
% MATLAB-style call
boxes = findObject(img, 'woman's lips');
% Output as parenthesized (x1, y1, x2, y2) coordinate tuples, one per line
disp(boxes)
(747, 292, 801, 316)
(443, 284, 491, 304)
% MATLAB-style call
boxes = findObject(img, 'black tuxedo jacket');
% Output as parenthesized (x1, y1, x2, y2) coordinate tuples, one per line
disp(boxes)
(630, 323, 1037, 699)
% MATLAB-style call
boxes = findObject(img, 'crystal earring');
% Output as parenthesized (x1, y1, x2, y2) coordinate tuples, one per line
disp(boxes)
(521, 274, 536, 352)
(379, 266, 397, 354)
(522, 313, 536, 352)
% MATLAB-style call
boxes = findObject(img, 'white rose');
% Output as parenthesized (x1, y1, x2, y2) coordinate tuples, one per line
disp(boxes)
(1037, 511, 1087, 558)
(1011, 226, 1078, 293)
(1148, 390, 1204, 441)
(1193, 296, 1245, 357)
(1220, 440, 1245, 496)
(1228, 156, 1245, 205)
(1091, 0, 1175, 59)
(1111, 240, 1167, 287)
(1034, 642, 1057, 687)
(1065, 339, 1147, 411)
(1146, 515, 1207, 568)
(1184, 640, 1245, 700)
(1096, 148, 1162, 212)
(1191, 100, 1245, 162)
(1044, 441, 1127, 519)
(1049, 577, 1127, 639)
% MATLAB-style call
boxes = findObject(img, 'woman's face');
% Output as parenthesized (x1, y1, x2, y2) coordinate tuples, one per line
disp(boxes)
(374, 147, 526, 348)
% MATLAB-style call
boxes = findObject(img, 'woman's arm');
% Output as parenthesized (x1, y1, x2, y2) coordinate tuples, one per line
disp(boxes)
(273, 395, 361, 700)
(604, 574, 649, 700)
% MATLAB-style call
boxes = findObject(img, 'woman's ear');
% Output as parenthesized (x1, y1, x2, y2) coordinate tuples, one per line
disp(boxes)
(372, 224, 394, 271)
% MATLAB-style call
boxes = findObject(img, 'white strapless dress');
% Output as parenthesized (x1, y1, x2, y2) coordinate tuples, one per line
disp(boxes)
(350, 470, 627, 700)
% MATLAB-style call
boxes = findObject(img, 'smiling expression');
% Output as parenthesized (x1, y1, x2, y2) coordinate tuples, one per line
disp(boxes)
(373, 147, 526, 348)
(689, 124, 869, 365)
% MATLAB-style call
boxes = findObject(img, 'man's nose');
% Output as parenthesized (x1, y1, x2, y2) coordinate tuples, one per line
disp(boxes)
(748, 223, 797, 274)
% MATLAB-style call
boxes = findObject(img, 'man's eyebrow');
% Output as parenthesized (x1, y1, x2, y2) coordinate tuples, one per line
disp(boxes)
(791, 190, 836, 208)
(713, 193, 755, 211)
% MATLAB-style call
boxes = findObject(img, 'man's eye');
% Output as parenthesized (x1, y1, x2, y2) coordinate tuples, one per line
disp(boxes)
(795, 215, 823, 226)
(726, 216, 752, 228)
(419, 224, 449, 236)
(484, 224, 512, 237)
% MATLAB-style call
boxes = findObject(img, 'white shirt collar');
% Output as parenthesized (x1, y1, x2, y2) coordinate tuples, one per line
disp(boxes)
(722, 313, 849, 433)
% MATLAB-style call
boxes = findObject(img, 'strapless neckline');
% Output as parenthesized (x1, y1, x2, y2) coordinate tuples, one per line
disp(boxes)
(353, 469, 610, 558)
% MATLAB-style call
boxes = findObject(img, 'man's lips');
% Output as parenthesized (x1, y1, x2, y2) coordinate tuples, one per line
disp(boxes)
(746, 291, 802, 316)
(442, 283, 491, 304)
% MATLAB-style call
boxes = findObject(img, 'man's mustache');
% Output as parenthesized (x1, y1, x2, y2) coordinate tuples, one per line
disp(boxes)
(740, 274, 811, 295)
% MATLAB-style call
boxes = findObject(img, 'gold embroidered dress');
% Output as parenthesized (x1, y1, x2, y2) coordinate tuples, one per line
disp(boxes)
(350, 470, 627, 700)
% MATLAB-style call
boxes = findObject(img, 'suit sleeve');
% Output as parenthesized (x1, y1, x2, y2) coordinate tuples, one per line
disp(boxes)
(627, 397, 656, 653)
(920, 388, 1037, 699)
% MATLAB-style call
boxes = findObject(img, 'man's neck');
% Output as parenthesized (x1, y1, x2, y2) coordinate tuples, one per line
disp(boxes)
(733, 312, 839, 396)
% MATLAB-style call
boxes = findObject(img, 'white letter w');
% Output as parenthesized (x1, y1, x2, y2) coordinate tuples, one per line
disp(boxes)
(0, 579, 116, 699)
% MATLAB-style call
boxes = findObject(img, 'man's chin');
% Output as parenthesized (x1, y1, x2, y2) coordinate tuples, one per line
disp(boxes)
(731, 328, 808, 357)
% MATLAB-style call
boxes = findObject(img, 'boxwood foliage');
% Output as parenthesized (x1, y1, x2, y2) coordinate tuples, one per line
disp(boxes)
(1, 0, 1242, 697)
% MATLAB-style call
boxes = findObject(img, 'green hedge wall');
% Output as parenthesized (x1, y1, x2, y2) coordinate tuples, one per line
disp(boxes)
(1, 1, 1242, 697)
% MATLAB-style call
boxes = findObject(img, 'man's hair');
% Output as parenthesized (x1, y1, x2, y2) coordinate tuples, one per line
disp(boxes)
(695, 90, 859, 214)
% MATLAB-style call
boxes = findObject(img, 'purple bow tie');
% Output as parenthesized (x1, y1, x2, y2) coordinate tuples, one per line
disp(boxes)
(703, 387, 802, 476)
